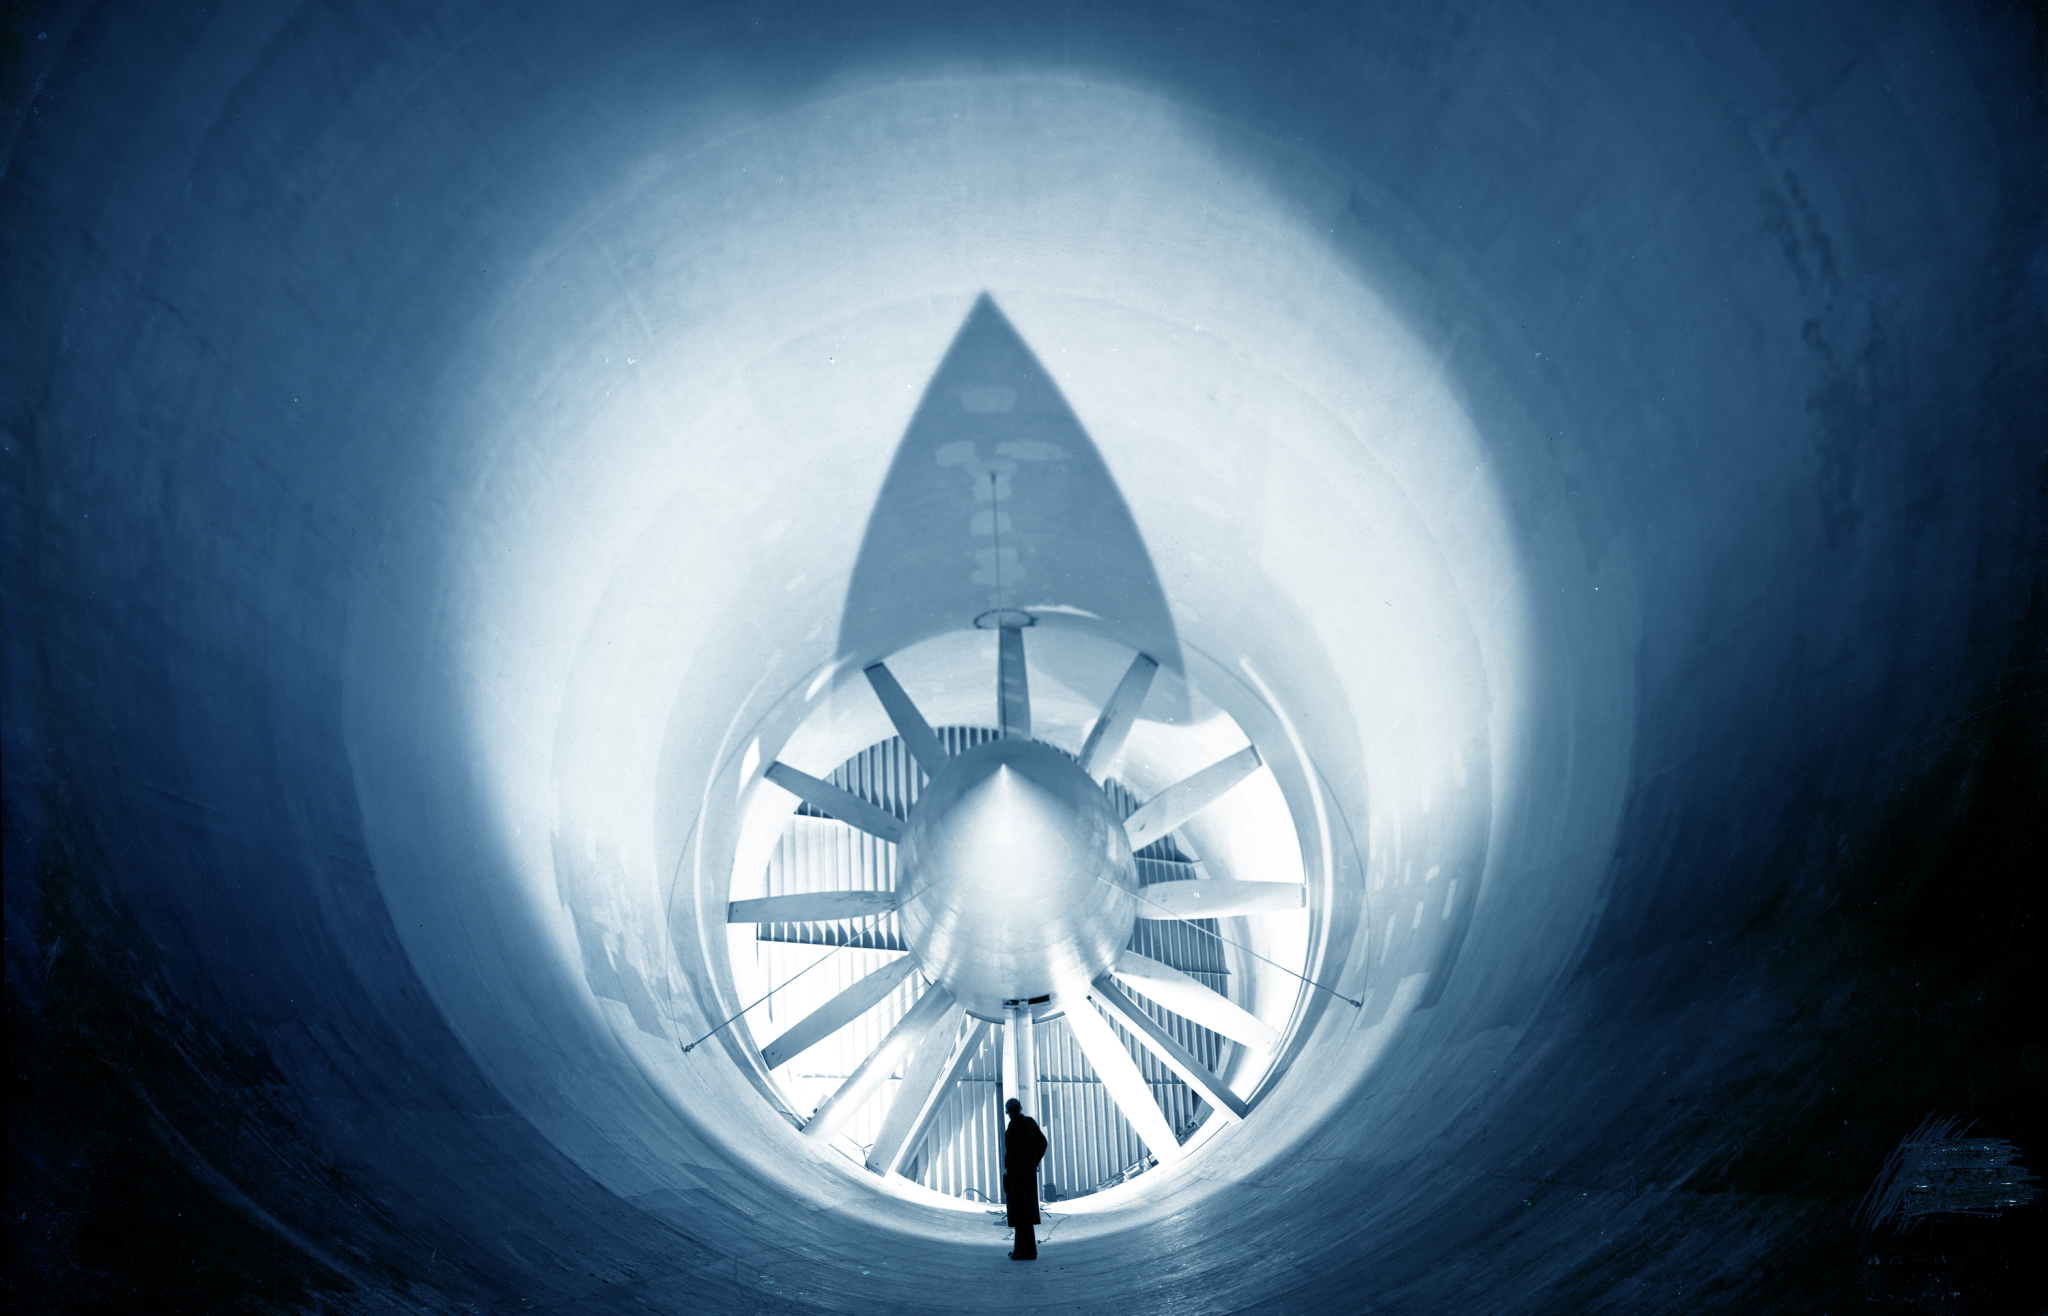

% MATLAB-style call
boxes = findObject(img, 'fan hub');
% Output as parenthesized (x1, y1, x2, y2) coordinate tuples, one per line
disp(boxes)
(896, 738, 1138, 1018)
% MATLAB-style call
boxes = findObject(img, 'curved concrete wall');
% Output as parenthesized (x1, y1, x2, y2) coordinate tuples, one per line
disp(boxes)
(7, 1, 2043, 1311)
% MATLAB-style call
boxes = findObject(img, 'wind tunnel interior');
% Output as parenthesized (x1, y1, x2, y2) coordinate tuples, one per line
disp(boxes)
(6, 2, 2044, 1312)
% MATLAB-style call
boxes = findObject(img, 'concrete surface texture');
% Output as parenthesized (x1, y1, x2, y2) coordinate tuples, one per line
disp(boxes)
(5, 1, 2044, 1312)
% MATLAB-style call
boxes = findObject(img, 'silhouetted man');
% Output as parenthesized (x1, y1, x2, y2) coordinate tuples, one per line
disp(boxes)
(1002, 1097, 1046, 1260)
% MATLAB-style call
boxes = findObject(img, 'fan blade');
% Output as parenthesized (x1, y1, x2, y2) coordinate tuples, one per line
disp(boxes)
(1133, 880, 1305, 920)
(1122, 746, 1262, 851)
(864, 662, 949, 775)
(728, 890, 901, 924)
(764, 761, 904, 844)
(998, 624, 1030, 739)
(1111, 949, 1279, 1050)
(883, 1020, 991, 1180)
(1090, 977, 1248, 1120)
(759, 955, 918, 1070)
(1078, 653, 1158, 777)
(804, 982, 957, 1143)
(866, 1002, 969, 1175)
(1061, 990, 1185, 1164)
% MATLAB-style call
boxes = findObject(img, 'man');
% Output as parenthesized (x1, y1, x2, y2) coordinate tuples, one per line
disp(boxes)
(1001, 1097, 1047, 1260)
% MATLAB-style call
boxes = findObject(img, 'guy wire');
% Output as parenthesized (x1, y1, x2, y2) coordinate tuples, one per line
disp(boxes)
(1113, 872, 1363, 1008)
(681, 909, 903, 1053)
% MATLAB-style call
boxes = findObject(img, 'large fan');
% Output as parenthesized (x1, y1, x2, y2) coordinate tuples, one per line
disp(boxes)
(733, 620, 1304, 1178)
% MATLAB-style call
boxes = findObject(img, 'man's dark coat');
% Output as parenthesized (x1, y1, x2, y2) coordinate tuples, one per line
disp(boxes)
(1003, 1113, 1047, 1227)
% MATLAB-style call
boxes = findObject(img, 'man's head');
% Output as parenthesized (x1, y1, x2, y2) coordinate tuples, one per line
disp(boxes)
(1006, 1098, 1022, 1116)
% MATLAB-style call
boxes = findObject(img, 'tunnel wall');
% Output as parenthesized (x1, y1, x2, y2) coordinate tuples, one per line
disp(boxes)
(6, 1, 2044, 1311)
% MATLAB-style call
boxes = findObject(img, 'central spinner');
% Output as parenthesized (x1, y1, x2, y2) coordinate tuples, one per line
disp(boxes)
(896, 738, 1138, 1018)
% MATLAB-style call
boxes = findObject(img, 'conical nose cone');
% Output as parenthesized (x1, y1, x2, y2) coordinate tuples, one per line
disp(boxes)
(896, 738, 1139, 1016)
(944, 762, 1071, 856)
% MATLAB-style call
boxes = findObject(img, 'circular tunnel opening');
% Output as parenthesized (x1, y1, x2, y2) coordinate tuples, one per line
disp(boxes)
(720, 633, 1319, 1205)
(335, 72, 1545, 1244)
